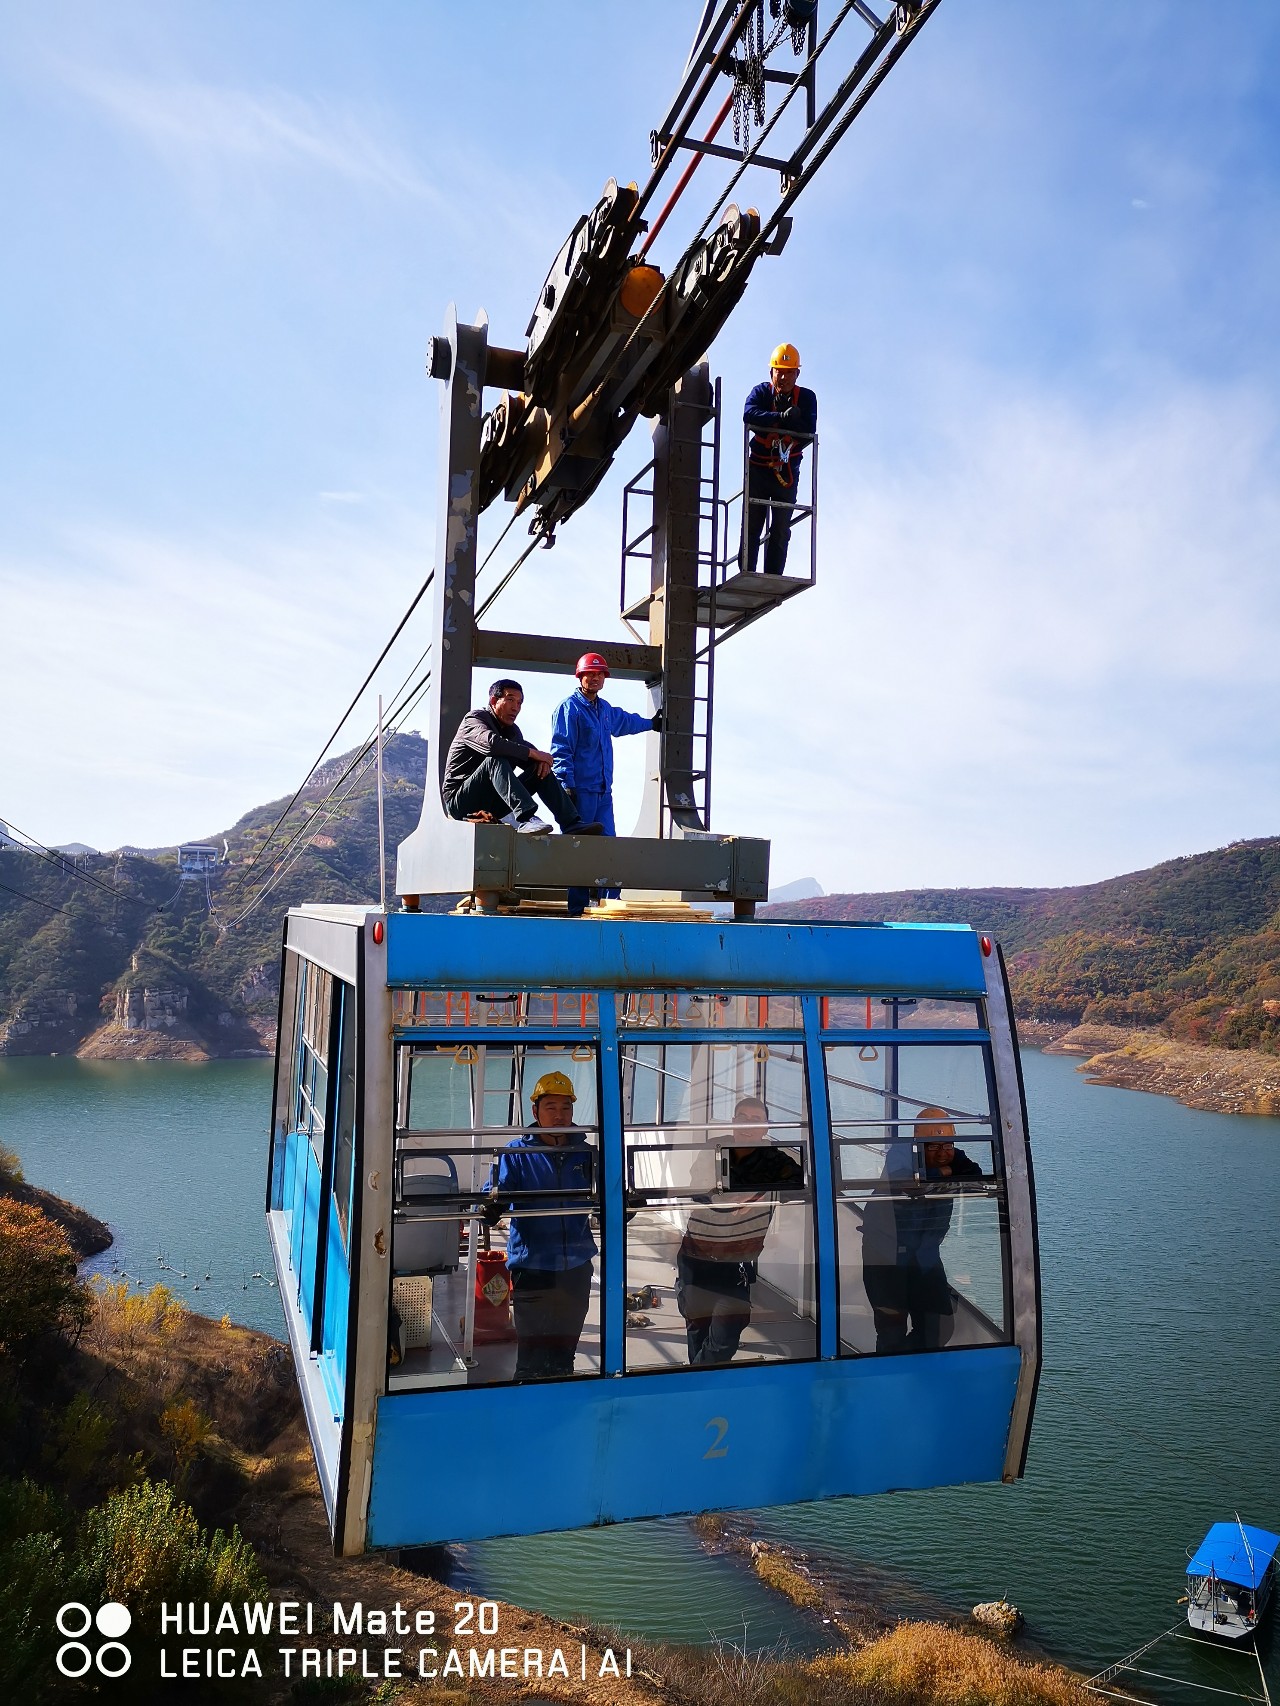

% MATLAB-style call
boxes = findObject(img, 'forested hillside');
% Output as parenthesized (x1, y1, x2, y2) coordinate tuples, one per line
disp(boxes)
(3, 758, 1278, 1057)
(763, 838, 1280, 1053)
(0, 734, 436, 1057)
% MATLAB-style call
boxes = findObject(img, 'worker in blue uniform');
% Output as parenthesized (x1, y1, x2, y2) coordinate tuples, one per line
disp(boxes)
(484, 1071, 597, 1381)
(741, 342, 817, 576)
(551, 651, 661, 917)
(861, 1107, 983, 1353)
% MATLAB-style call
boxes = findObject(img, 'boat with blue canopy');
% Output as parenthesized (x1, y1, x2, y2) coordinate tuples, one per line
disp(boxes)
(1187, 1521, 1279, 1642)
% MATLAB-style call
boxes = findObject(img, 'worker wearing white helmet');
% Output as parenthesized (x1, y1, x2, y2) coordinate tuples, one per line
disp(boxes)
(741, 342, 817, 576)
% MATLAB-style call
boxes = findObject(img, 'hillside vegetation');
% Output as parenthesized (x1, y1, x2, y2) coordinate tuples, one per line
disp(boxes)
(4, 752, 1278, 1059)
(0, 734, 437, 1057)
(762, 837, 1280, 1054)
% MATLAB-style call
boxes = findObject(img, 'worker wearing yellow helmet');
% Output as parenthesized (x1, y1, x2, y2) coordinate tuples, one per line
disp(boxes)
(741, 341, 817, 576)
(483, 1066, 597, 1380)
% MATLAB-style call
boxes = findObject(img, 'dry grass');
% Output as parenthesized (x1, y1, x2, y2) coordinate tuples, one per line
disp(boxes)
(749, 1543, 825, 1611)
(88, 1276, 186, 1351)
(810, 1621, 1095, 1706)
(625, 1619, 1097, 1706)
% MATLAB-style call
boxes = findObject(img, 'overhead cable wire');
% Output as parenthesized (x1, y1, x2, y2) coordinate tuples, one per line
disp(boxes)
(226, 566, 438, 897)
(0, 818, 131, 900)
(475, 535, 545, 622)
(220, 740, 386, 929)
(0, 877, 77, 916)
(226, 665, 435, 927)
(217, 667, 433, 929)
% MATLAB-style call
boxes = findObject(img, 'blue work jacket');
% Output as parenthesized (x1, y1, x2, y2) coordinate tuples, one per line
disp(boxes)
(488, 1133, 598, 1272)
(550, 689, 651, 794)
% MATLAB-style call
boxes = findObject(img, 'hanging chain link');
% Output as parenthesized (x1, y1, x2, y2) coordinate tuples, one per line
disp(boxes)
(731, 2, 766, 150)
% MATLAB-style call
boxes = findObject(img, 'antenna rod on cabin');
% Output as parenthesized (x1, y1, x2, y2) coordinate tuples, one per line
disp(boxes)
(377, 695, 387, 912)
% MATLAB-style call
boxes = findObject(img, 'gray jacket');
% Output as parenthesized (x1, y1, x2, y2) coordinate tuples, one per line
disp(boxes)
(443, 707, 535, 804)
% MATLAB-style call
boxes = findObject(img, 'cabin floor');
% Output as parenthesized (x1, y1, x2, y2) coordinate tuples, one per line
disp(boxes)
(387, 1221, 998, 1391)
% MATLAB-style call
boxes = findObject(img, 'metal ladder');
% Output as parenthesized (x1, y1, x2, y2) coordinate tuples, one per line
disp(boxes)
(620, 378, 724, 833)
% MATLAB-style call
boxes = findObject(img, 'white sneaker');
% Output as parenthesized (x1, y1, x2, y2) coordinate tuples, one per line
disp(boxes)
(516, 814, 553, 835)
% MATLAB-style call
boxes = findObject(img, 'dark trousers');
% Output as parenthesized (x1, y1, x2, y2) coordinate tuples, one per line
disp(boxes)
(863, 1258, 956, 1354)
(676, 1251, 753, 1365)
(446, 756, 581, 829)
(566, 787, 617, 918)
(741, 461, 799, 575)
(510, 1261, 593, 1379)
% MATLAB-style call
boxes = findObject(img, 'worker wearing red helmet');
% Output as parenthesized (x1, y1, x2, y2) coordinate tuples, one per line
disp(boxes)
(551, 652, 661, 916)
(741, 341, 817, 575)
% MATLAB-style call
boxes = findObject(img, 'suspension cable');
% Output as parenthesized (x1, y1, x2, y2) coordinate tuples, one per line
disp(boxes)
(0, 877, 76, 917)
(0, 818, 131, 900)
(226, 567, 437, 896)
(217, 666, 434, 928)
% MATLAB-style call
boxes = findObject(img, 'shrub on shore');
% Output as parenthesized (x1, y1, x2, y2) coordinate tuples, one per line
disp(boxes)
(0, 1476, 267, 1700)
(0, 1199, 89, 1356)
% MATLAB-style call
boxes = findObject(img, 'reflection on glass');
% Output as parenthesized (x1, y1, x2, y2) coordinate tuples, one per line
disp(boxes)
(483, 1071, 596, 1381)
(392, 990, 600, 1029)
(821, 995, 984, 1032)
(390, 1043, 601, 1390)
(294, 960, 333, 1153)
(621, 1040, 814, 1371)
(826, 1044, 1008, 1356)
(617, 992, 804, 1030)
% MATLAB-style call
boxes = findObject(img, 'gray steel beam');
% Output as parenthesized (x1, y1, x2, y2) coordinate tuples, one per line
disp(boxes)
(471, 823, 768, 901)
(651, 367, 713, 833)
(474, 631, 661, 682)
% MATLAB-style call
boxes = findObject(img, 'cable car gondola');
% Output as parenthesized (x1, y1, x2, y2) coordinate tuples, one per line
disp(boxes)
(267, 909, 1038, 1554)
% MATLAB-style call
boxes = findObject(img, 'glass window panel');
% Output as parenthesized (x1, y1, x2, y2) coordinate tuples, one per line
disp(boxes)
(617, 992, 804, 1029)
(291, 960, 333, 1157)
(825, 1043, 1007, 1357)
(821, 995, 984, 1031)
(331, 985, 356, 1251)
(392, 989, 599, 1029)
(390, 1042, 601, 1392)
(620, 1039, 814, 1372)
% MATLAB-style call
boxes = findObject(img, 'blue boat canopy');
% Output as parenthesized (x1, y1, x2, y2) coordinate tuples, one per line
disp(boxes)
(1187, 1523, 1280, 1589)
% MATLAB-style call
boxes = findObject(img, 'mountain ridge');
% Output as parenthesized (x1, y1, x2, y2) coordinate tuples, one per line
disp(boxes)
(2, 750, 1277, 1059)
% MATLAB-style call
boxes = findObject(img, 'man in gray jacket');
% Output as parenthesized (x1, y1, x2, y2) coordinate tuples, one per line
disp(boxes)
(443, 679, 604, 835)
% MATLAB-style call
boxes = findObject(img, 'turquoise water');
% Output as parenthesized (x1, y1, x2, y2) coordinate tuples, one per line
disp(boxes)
(3, 1049, 1278, 1687)
(0, 1057, 281, 1336)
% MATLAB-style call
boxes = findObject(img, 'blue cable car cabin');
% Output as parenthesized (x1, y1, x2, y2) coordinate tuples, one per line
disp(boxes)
(266, 907, 1040, 1556)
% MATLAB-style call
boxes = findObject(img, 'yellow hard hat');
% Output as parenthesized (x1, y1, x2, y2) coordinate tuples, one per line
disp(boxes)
(531, 1070, 577, 1102)
(770, 342, 800, 371)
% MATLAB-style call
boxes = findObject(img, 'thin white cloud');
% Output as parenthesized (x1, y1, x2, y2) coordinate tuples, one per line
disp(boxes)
(0, 510, 433, 848)
(706, 372, 1280, 893)
(57, 63, 433, 199)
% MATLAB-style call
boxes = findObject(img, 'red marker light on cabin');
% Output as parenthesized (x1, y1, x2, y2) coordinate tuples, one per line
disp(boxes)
(979, 935, 992, 956)
(372, 920, 384, 944)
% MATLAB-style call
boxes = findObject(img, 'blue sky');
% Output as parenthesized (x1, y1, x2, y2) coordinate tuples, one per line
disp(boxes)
(3, 1, 1278, 893)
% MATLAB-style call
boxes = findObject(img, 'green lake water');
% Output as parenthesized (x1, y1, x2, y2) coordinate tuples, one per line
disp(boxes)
(2, 1049, 1278, 1689)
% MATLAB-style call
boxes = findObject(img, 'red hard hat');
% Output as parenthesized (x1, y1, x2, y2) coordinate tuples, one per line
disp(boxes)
(575, 652, 610, 677)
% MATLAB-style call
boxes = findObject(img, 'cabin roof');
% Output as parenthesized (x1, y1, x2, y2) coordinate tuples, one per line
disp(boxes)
(1187, 1522, 1280, 1588)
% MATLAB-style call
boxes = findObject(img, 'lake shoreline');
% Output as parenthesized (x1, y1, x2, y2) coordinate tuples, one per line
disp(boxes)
(18, 1016, 1277, 1120)
(1017, 1021, 1280, 1117)
(0, 1175, 113, 1258)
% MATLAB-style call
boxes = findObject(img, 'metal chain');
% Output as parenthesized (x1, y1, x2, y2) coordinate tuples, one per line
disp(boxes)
(732, 2, 788, 152)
